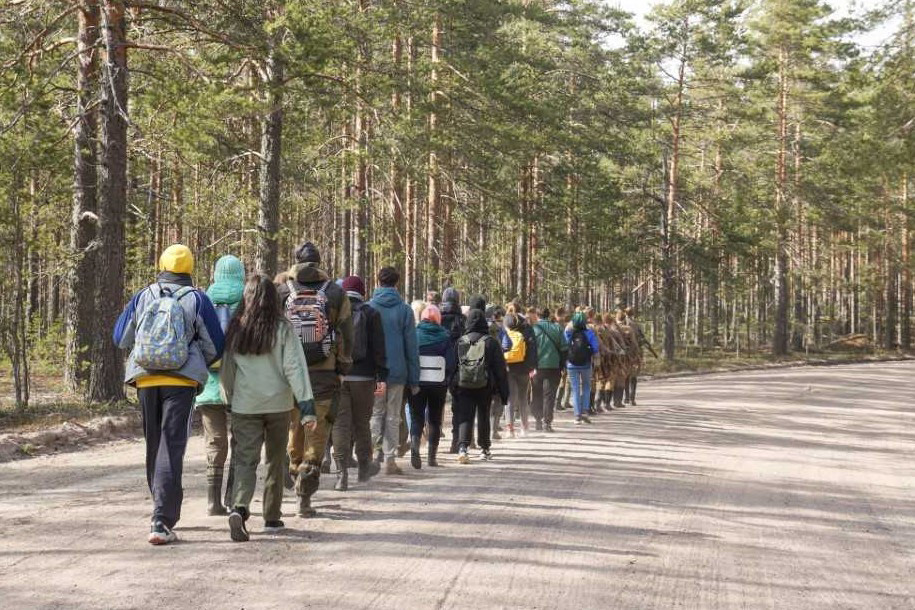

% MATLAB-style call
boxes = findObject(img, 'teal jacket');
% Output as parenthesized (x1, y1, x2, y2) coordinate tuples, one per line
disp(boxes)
(195, 255, 245, 406)
(533, 320, 568, 370)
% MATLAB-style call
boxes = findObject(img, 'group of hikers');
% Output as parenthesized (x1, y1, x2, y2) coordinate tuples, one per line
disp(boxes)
(113, 242, 650, 545)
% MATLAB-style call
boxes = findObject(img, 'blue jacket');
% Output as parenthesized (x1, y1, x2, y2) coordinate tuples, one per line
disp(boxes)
(563, 327, 601, 370)
(369, 287, 419, 386)
(113, 273, 225, 388)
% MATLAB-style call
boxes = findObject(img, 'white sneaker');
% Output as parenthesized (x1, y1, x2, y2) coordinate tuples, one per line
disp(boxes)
(148, 521, 178, 545)
(480, 448, 493, 461)
(458, 448, 470, 464)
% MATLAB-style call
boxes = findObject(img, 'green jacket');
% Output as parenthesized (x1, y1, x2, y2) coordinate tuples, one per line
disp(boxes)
(533, 320, 568, 370)
(220, 320, 316, 420)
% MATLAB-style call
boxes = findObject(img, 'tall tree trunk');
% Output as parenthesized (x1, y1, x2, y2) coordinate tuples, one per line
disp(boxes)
(88, 0, 128, 402)
(426, 15, 442, 287)
(772, 44, 790, 356)
(66, 0, 100, 390)
(256, 47, 284, 277)
(902, 172, 911, 349)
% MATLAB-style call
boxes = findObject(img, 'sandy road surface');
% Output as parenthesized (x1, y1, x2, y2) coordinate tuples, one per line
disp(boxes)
(1, 362, 913, 609)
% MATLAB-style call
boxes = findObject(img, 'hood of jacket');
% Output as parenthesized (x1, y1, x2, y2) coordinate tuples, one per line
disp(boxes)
(206, 255, 245, 305)
(466, 309, 489, 334)
(290, 262, 329, 286)
(442, 287, 460, 307)
(371, 286, 405, 309)
(157, 271, 193, 287)
(468, 295, 486, 312)
(417, 321, 449, 348)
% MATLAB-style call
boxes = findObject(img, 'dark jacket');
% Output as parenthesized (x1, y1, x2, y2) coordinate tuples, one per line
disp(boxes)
(416, 321, 457, 388)
(440, 287, 466, 342)
(502, 316, 538, 373)
(533, 319, 568, 370)
(345, 297, 388, 381)
(454, 313, 510, 405)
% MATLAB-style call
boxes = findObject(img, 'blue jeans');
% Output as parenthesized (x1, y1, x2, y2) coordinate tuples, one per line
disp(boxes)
(568, 367, 592, 417)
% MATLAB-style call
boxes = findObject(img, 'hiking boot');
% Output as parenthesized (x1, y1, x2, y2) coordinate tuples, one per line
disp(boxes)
(207, 475, 227, 516)
(582, 414, 593, 424)
(410, 436, 422, 470)
(263, 520, 285, 534)
(297, 495, 317, 518)
(458, 447, 470, 464)
(544, 423, 554, 433)
(358, 460, 381, 482)
(228, 511, 249, 542)
(428, 445, 440, 467)
(334, 468, 348, 491)
(385, 457, 403, 475)
(535, 421, 543, 432)
(480, 448, 493, 461)
(148, 521, 178, 546)
(295, 467, 320, 518)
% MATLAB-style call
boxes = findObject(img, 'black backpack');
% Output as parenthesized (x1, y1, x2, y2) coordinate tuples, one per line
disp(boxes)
(350, 302, 369, 363)
(568, 329, 592, 367)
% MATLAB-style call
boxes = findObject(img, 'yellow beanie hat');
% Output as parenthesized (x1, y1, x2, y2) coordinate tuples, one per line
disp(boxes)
(159, 244, 194, 274)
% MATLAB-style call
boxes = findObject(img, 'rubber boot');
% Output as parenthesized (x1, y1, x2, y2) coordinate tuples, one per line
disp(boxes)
(410, 435, 422, 470)
(334, 461, 349, 491)
(296, 465, 320, 518)
(207, 472, 227, 516)
(428, 443, 440, 467)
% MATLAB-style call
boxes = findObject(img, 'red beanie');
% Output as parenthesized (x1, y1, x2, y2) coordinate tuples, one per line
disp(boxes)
(342, 275, 366, 297)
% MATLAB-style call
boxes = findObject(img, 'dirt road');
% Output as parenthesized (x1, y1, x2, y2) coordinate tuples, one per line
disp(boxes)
(1, 362, 913, 609)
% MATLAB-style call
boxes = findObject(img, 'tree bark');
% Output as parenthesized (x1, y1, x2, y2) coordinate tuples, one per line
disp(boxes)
(66, 0, 100, 390)
(88, 0, 128, 402)
(256, 46, 284, 277)
(772, 44, 790, 356)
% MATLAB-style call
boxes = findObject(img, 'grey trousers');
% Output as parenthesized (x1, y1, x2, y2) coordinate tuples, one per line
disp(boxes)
(532, 369, 561, 425)
(371, 383, 405, 459)
(507, 369, 532, 429)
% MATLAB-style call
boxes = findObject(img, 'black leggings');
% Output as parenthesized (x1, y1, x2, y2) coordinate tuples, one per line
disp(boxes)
(454, 388, 492, 451)
(410, 386, 448, 448)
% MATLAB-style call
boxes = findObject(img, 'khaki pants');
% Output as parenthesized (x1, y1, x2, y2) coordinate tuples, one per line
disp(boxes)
(288, 397, 335, 473)
(231, 410, 289, 521)
(198, 404, 230, 477)
(332, 380, 375, 468)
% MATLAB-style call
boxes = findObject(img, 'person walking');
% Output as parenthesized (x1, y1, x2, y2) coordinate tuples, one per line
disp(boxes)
(564, 311, 601, 425)
(279, 242, 354, 518)
(485, 305, 508, 440)
(623, 307, 647, 405)
(453, 309, 510, 463)
(531, 307, 568, 433)
(220, 275, 316, 542)
(440, 287, 466, 341)
(332, 275, 388, 489)
(194, 254, 245, 516)
(113, 244, 225, 545)
(412, 305, 457, 468)
(370, 267, 420, 474)
(502, 312, 538, 435)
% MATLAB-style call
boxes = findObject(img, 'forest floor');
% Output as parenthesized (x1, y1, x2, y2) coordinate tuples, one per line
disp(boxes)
(0, 361, 912, 609)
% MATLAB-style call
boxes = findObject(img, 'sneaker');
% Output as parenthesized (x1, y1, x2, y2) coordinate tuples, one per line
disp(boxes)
(544, 423, 554, 433)
(385, 458, 403, 475)
(229, 511, 249, 542)
(458, 448, 470, 464)
(574, 417, 583, 425)
(480, 448, 493, 461)
(582, 415, 593, 424)
(148, 521, 177, 545)
(263, 520, 285, 534)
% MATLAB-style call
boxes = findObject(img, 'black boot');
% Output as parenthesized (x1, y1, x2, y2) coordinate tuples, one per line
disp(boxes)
(623, 377, 631, 404)
(428, 443, 440, 467)
(613, 385, 625, 408)
(410, 435, 422, 470)
(334, 461, 349, 491)
(629, 377, 638, 405)
(207, 472, 227, 516)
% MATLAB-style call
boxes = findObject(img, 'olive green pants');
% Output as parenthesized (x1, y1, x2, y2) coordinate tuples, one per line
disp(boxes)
(231, 410, 289, 521)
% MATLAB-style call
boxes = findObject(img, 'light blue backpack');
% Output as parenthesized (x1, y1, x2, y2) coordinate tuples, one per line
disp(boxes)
(134, 284, 196, 371)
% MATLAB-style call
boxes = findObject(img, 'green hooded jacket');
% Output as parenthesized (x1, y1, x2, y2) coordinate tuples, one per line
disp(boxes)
(195, 255, 245, 406)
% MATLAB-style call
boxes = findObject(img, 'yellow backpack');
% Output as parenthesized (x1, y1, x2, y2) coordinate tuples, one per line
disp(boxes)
(505, 328, 527, 364)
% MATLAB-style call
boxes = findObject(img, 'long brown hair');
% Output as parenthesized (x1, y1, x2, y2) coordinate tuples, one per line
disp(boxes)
(225, 274, 282, 356)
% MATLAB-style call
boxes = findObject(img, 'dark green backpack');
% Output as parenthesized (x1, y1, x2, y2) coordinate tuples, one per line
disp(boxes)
(457, 335, 489, 389)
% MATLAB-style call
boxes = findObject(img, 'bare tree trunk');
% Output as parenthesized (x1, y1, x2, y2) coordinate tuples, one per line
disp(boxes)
(902, 173, 911, 349)
(256, 46, 284, 277)
(426, 15, 442, 287)
(772, 44, 790, 356)
(88, 0, 128, 402)
(66, 0, 100, 390)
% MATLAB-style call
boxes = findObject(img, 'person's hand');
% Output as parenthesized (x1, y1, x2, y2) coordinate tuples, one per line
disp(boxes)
(529, 369, 537, 379)
(305, 420, 317, 431)
(410, 385, 420, 396)
(374, 381, 386, 397)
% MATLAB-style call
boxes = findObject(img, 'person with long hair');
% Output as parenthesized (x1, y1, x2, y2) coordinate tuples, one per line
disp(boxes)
(220, 275, 316, 542)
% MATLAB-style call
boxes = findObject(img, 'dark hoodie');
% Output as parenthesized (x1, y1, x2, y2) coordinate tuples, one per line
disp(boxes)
(454, 309, 509, 405)
(468, 295, 486, 312)
(277, 262, 354, 379)
(502, 313, 538, 373)
(440, 287, 466, 342)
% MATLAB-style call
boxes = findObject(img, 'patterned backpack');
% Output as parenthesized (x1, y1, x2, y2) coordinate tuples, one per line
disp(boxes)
(285, 280, 335, 365)
(133, 284, 196, 371)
